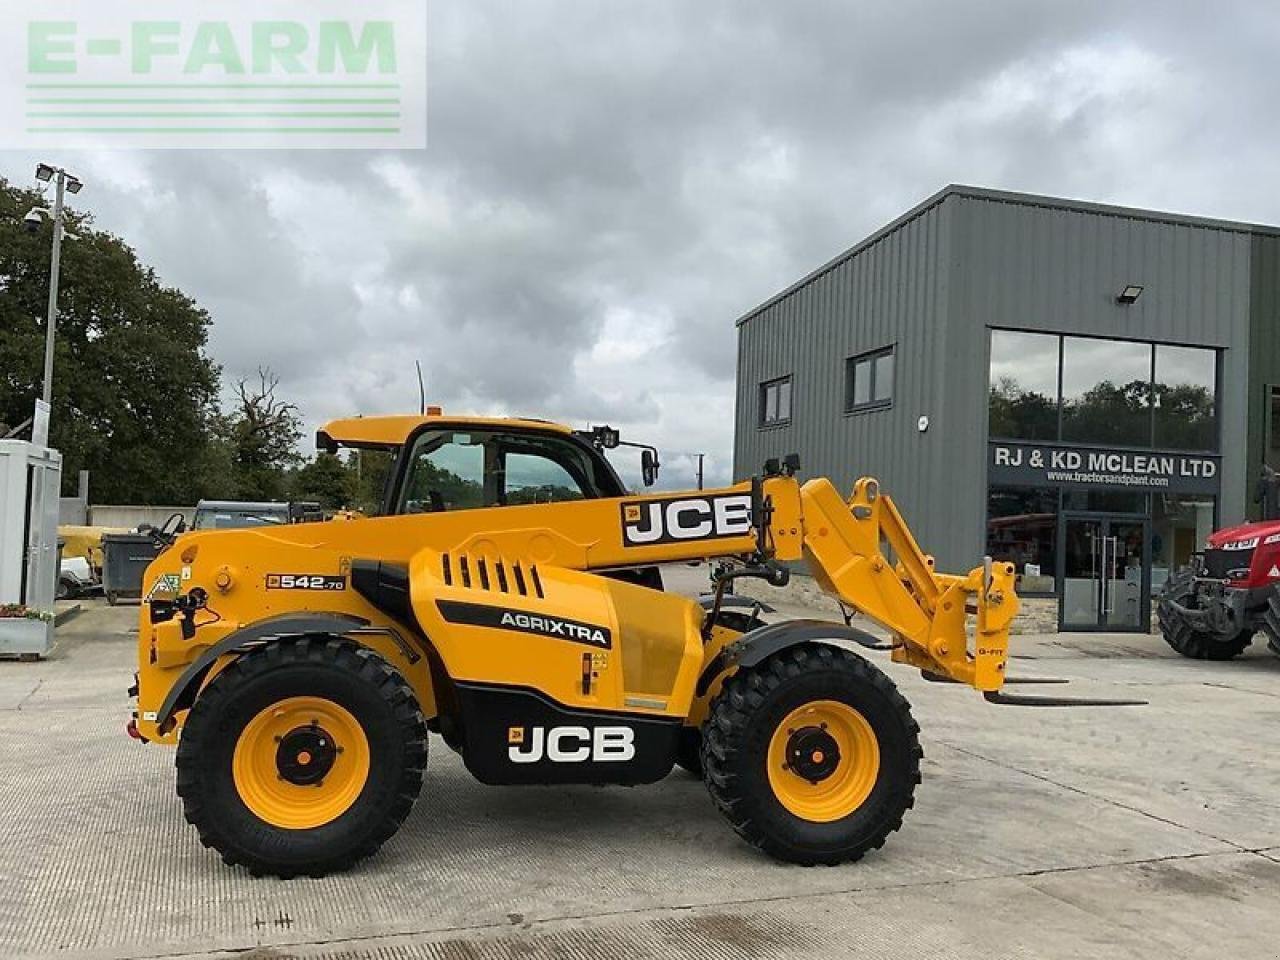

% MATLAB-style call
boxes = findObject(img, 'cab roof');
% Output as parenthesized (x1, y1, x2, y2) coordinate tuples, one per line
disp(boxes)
(317, 414, 572, 450)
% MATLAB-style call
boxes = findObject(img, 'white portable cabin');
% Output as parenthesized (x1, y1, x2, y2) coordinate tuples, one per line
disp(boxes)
(0, 439, 62, 656)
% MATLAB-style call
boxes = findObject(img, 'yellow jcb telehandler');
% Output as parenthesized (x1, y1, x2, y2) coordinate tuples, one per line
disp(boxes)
(128, 412, 1127, 878)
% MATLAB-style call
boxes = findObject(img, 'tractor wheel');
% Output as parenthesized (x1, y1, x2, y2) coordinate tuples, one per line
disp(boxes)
(176, 636, 427, 878)
(702, 643, 921, 865)
(1260, 589, 1280, 658)
(675, 727, 703, 777)
(1157, 571, 1253, 660)
(676, 608, 768, 779)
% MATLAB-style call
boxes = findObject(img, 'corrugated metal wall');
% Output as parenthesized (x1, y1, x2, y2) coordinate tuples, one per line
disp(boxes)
(1248, 234, 1280, 503)
(953, 195, 1254, 536)
(735, 186, 1268, 572)
(733, 197, 961, 566)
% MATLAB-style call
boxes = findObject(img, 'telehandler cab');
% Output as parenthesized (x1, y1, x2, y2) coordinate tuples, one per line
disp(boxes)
(129, 412, 1076, 877)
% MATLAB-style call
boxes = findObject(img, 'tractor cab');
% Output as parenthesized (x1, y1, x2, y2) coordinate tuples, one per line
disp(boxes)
(317, 413, 659, 517)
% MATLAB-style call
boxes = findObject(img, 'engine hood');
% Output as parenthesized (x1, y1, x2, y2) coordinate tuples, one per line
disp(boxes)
(1206, 519, 1280, 550)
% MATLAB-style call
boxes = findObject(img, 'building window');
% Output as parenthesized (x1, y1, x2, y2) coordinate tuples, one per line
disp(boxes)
(759, 376, 792, 427)
(1151, 494, 1217, 592)
(845, 346, 894, 413)
(1060, 335, 1152, 447)
(1061, 490, 1148, 514)
(989, 330, 1059, 441)
(988, 330, 1219, 453)
(986, 485, 1057, 595)
(1153, 345, 1216, 451)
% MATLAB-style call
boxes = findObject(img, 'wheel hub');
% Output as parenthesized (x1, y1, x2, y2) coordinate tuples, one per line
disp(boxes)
(276, 724, 338, 785)
(766, 700, 882, 822)
(232, 695, 371, 830)
(275, 727, 337, 783)
(785, 725, 841, 783)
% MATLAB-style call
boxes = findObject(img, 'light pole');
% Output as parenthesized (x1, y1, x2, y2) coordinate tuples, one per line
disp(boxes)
(26, 163, 83, 446)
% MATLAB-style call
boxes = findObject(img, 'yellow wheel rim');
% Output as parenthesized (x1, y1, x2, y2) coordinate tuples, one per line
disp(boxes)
(232, 696, 371, 830)
(766, 700, 880, 822)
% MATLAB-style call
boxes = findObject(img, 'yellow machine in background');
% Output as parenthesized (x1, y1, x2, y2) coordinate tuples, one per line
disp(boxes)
(127, 412, 1118, 879)
(58, 525, 123, 578)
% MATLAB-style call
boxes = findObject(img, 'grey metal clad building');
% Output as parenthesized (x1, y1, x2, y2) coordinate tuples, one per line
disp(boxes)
(734, 184, 1280, 631)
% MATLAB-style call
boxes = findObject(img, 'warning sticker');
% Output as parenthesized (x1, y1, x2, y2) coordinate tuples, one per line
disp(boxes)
(145, 573, 181, 601)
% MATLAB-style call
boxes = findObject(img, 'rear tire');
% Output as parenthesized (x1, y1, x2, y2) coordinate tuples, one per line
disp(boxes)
(702, 644, 921, 865)
(1157, 571, 1253, 660)
(1260, 588, 1280, 658)
(176, 636, 427, 878)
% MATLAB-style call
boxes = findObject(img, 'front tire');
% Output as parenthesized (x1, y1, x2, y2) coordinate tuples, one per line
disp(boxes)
(1157, 571, 1253, 660)
(176, 637, 427, 878)
(702, 644, 921, 865)
(674, 727, 703, 777)
(676, 608, 766, 780)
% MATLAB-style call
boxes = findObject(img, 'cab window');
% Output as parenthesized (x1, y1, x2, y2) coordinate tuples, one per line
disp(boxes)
(397, 430, 603, 513)
(504, 451, 584, 505)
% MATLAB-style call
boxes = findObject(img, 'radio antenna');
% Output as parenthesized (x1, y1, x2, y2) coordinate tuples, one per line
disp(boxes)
(415, 360, 425, 414)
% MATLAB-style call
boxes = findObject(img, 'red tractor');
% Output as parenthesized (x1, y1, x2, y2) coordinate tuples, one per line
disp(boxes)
(1157, 466, 1280, 659)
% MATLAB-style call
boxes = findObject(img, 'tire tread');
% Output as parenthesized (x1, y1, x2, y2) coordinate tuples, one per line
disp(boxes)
(175, 635, 426, 879)
(701, 643, 921, 866)
(1157, 571, 1253, 660)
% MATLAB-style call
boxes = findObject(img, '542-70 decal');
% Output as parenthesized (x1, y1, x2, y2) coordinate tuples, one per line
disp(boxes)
(265, 574, 346, 591)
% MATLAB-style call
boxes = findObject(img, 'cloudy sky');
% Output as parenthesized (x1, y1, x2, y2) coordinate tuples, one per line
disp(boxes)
(4, 1, 1279, 489)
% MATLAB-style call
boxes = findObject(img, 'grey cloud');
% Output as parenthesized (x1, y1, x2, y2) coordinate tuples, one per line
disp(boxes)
(5, 0, 1280, 488)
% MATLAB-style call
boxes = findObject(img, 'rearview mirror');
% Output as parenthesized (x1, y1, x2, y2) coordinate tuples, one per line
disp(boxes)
(641, 448, 659, 487)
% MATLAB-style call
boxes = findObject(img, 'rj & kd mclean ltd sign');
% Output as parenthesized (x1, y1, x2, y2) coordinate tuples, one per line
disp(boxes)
(989, 442, 1220, 495)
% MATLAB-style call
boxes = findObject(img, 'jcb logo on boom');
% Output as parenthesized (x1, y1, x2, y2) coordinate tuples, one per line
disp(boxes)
(621, 493, 753, 547)
(507, 725, 635, 763)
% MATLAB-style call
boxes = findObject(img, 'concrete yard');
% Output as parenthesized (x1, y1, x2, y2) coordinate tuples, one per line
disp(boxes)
(3, 577, 1280, 960)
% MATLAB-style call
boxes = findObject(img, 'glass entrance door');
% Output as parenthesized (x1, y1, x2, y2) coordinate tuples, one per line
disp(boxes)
(1060, 514, 1148, 630)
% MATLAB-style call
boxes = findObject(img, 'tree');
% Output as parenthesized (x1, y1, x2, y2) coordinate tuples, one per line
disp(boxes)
(988, 376, 1057, 440)
(350, 449, 394, 515)
(214, 368, 303, 500)
(0, 177, 221, 502)
(290, 452, 356, 510)
(403, 458, 482, 510)
(1153, 382, 1215, 450)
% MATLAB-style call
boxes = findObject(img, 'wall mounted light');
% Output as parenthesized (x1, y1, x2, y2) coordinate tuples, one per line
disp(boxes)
(1116, 284, 1144, 304)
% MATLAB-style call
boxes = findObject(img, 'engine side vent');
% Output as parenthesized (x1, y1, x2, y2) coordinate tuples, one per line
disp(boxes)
(446, 552, 540, 597)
